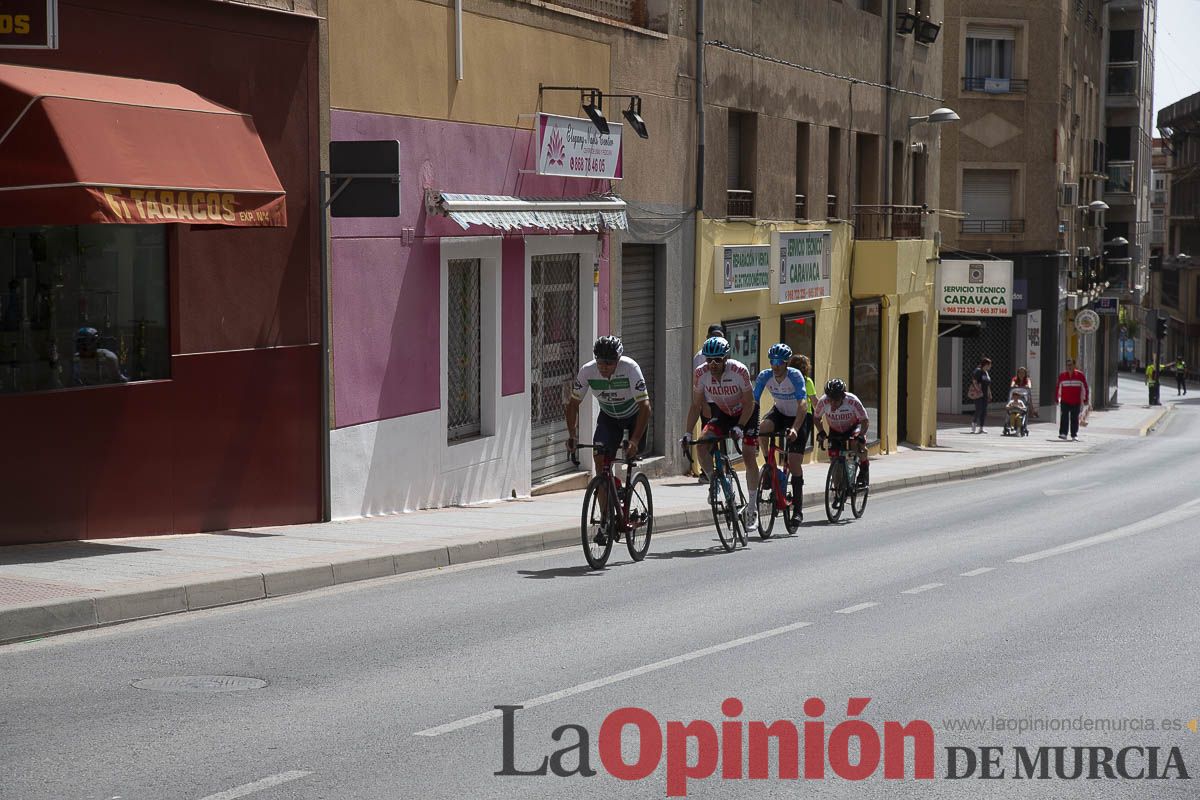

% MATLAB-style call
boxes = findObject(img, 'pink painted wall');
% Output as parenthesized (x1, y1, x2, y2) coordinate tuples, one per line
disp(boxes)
(331, 111, 609, 426)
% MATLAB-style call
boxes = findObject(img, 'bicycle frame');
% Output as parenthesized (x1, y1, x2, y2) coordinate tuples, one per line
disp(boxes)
(761, 431, 792, 511)
(571, 444, 634, 527)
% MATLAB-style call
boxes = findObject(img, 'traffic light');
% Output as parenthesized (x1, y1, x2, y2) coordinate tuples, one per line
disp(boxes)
(1156, 316, 1169, 339)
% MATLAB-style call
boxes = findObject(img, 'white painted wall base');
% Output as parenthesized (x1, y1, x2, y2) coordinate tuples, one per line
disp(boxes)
(330, 393, 530, 518)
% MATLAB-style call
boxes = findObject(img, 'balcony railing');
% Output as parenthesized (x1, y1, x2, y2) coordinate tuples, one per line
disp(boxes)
(727, 189, 754, 218)
(853, 205, 926, 240)
(1105, 161, 1134, 194)
(795, 194, 807, 220)
(1107, 63, 1137, 96)
(1150, 229, 1165, 245)
(1153, 189, 1166, 205)
(960, 218, 1026, 234)
(546, 0, 651, 27)
(962, 76, 1028, 94)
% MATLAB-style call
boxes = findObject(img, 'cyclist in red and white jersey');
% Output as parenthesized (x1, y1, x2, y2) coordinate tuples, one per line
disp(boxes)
(684, 336, 761, 527)
(813, 378, 870, 486)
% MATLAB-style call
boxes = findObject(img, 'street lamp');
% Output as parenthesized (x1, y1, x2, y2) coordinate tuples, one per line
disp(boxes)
(903, 107, 959, 204)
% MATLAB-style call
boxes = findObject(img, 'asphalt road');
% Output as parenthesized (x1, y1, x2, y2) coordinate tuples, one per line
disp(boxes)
(3, 397, 1199, 800)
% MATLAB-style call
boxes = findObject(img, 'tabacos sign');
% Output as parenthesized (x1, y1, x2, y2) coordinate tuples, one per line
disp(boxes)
(536, 113, 623, 180)
(713, 245, 770, 294)
(0, 1, 58, 49)
(771, 230, 832, 304)
(938, 260, 1013, 318)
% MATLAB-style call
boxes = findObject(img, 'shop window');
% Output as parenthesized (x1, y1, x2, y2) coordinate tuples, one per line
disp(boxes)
(780, 313, 815, 377)
(447, 258, 482, 442)
(721, 316, 760, 376)
(851, 300, 882, 444)
(0, 225, 168, 395)
(1162, 268, 1179, 310)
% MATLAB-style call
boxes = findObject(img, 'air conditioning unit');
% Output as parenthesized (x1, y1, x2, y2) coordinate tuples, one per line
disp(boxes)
(1059, 183, 1079, 207)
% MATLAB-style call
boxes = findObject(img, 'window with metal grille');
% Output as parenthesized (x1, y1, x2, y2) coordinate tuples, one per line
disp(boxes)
(447, 258, 481, 442)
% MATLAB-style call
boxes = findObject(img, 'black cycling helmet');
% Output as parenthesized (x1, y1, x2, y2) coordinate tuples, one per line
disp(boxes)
(593, 335, 624, 361)
(824, 378, 847, 399)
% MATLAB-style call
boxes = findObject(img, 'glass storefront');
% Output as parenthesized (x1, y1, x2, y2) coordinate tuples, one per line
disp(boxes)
(0, 225, 168, 394)
(722, 316, 761, 375)
(851, 300, 881, 443)
(780, 311, 816, 379)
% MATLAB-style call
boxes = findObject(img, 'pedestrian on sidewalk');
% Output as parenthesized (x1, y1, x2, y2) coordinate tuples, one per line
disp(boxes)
(1170, 355, 1188, 395)
(1055, 358, 1090, 440)
(968, 357, 992, 434)
(789, 353, 818, 455)
(1146, 361, 1161, 406)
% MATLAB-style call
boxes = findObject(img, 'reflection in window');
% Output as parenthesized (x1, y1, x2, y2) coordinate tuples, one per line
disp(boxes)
(851, 301, 882, 444)
(0, 225, 168, 394)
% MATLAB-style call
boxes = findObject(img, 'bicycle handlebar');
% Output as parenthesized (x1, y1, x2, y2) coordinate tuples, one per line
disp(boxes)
(571, 441, 639, 466)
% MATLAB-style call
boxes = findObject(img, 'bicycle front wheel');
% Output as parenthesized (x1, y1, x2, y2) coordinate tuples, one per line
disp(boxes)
(711, 472, 737, 552)
(581, 476, 614, 569)
(756, 471, 777, 540)
(728, 469, 748, 547)
(851, 483, 869, 519)
(624, 472, 654, 561)
(824, 463, 844, 523)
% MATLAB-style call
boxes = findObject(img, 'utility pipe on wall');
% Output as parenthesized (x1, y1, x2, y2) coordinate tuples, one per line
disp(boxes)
(455, 0, 463, 81)
(695, 0, 705, 213)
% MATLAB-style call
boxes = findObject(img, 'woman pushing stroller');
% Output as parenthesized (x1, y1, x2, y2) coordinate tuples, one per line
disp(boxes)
(1003, 366, 1038, 436)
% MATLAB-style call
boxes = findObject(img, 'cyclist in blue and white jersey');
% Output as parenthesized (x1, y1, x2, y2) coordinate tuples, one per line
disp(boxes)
(753, 343, 807, 517)
(566, 336, 652, 471)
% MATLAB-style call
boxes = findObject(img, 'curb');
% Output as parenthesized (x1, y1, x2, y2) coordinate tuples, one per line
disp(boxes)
(1137, 405, 1170, 436)
(0, 452, 1068, 645)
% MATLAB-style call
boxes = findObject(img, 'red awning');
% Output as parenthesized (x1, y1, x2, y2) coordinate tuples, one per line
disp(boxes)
(0, 64, 286, 227)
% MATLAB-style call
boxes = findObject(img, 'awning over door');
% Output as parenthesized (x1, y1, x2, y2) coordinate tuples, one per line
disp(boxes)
(431, 193, 628, 232)
(0, 64, 286, 227)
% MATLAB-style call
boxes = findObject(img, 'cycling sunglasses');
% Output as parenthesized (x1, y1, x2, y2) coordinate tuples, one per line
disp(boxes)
(705, 356, 726, 364)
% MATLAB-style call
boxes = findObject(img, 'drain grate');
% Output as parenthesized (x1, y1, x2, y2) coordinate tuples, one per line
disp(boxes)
(132, 675, 267, 693)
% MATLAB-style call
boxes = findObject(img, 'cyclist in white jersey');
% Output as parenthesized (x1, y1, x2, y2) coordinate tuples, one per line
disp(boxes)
(566, 336, 651, 472)
(753, 343, 807, 515)
(684, 336, 760, 527)
(813, 378, 870, 486)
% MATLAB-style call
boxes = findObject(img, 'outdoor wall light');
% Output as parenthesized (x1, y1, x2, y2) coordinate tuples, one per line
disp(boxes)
(896, 9, 918, 35)
(915, 18, 941, 44)
(582, 90, 609, 135)
(622, 96, 649, 139)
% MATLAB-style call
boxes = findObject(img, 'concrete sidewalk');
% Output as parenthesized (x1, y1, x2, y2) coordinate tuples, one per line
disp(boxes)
(0, 379, 1171, 644)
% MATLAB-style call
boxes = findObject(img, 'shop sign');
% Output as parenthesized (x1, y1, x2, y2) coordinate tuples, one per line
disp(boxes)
(536, 113, 623, 180)
(1093, 297, 1118, 315)
(0, 1, 57, 49)
(771, 230, 832, 304)
(938, 260, 1013, 317)
(1075, 308, 1100, 334)
(93, 187, 286, 227)
(713, 244, 770, 294)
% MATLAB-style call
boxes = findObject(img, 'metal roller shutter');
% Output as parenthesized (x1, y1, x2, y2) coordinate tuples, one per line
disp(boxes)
(621, 244, 657, 453)
(962, 170, 1013, 222)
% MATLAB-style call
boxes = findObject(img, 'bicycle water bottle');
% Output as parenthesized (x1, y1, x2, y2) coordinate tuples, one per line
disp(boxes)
(776, 466, 786, 489)
(846, 459, 857, 487)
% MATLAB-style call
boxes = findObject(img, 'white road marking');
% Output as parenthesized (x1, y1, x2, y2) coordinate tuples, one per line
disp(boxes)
(835, 602, 878, 614)
(415, 620, 813, 737)
(960, 567, 994, 577)
(198, 771, 312, 800)
(1010, 498, 1200, 564)
(900, 583, 943, 595)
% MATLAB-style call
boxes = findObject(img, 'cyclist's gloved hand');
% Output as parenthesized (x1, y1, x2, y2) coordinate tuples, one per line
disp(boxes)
(731, 426, 743, 440)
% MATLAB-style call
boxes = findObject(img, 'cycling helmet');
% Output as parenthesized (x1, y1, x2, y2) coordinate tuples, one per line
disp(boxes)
(701, 336, 731, 358)
(824, 378, 847, 399)
(75, 327, 99, 348)
(767, 343, 793, 364)
(593, 335, 624, 361)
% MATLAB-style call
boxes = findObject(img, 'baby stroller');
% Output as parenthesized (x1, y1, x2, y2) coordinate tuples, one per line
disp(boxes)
(1002, 386, 1031, 437)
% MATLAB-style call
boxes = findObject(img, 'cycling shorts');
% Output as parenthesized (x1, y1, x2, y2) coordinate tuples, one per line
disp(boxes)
(593, 411, 639, 457)
(702, 404, 760, 446)
(762, 407, 804, 454)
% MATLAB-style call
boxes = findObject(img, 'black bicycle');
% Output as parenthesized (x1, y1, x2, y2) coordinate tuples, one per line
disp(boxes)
(819, 433, 868, 522)
(573, 442, 654, 569)
(681, 433, 749, 551)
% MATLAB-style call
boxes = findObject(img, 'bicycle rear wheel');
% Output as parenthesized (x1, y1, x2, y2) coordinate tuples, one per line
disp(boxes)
(581, 476, 614, 569)
(710, 472, 737, 552)
(728, 469, 748, 547)
(851, 483, 869, 519)
(756, 471, 777, 540)
(624, 472, 654, 561)
(824, 463, 844, 523)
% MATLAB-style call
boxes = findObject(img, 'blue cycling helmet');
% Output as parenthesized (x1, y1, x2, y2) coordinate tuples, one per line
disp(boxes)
(701, 336, 731, 358)
(767, 343, 793, 364)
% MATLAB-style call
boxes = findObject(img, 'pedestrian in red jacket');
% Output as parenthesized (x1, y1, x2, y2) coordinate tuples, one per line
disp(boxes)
(1055, 359, 1090, 441)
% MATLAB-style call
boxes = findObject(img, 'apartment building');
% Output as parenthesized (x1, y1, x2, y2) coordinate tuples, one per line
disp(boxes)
(938, 0, 1109, 412)
(694, 0, 947, 452)
(1155, 91, 1200, 375)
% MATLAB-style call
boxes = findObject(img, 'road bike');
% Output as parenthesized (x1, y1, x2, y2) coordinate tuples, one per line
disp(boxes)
(572, 442, 654, 569)
(681, 433, 749, 552)
(755, 429, 802, 538)
(820, 433, 868, 523)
